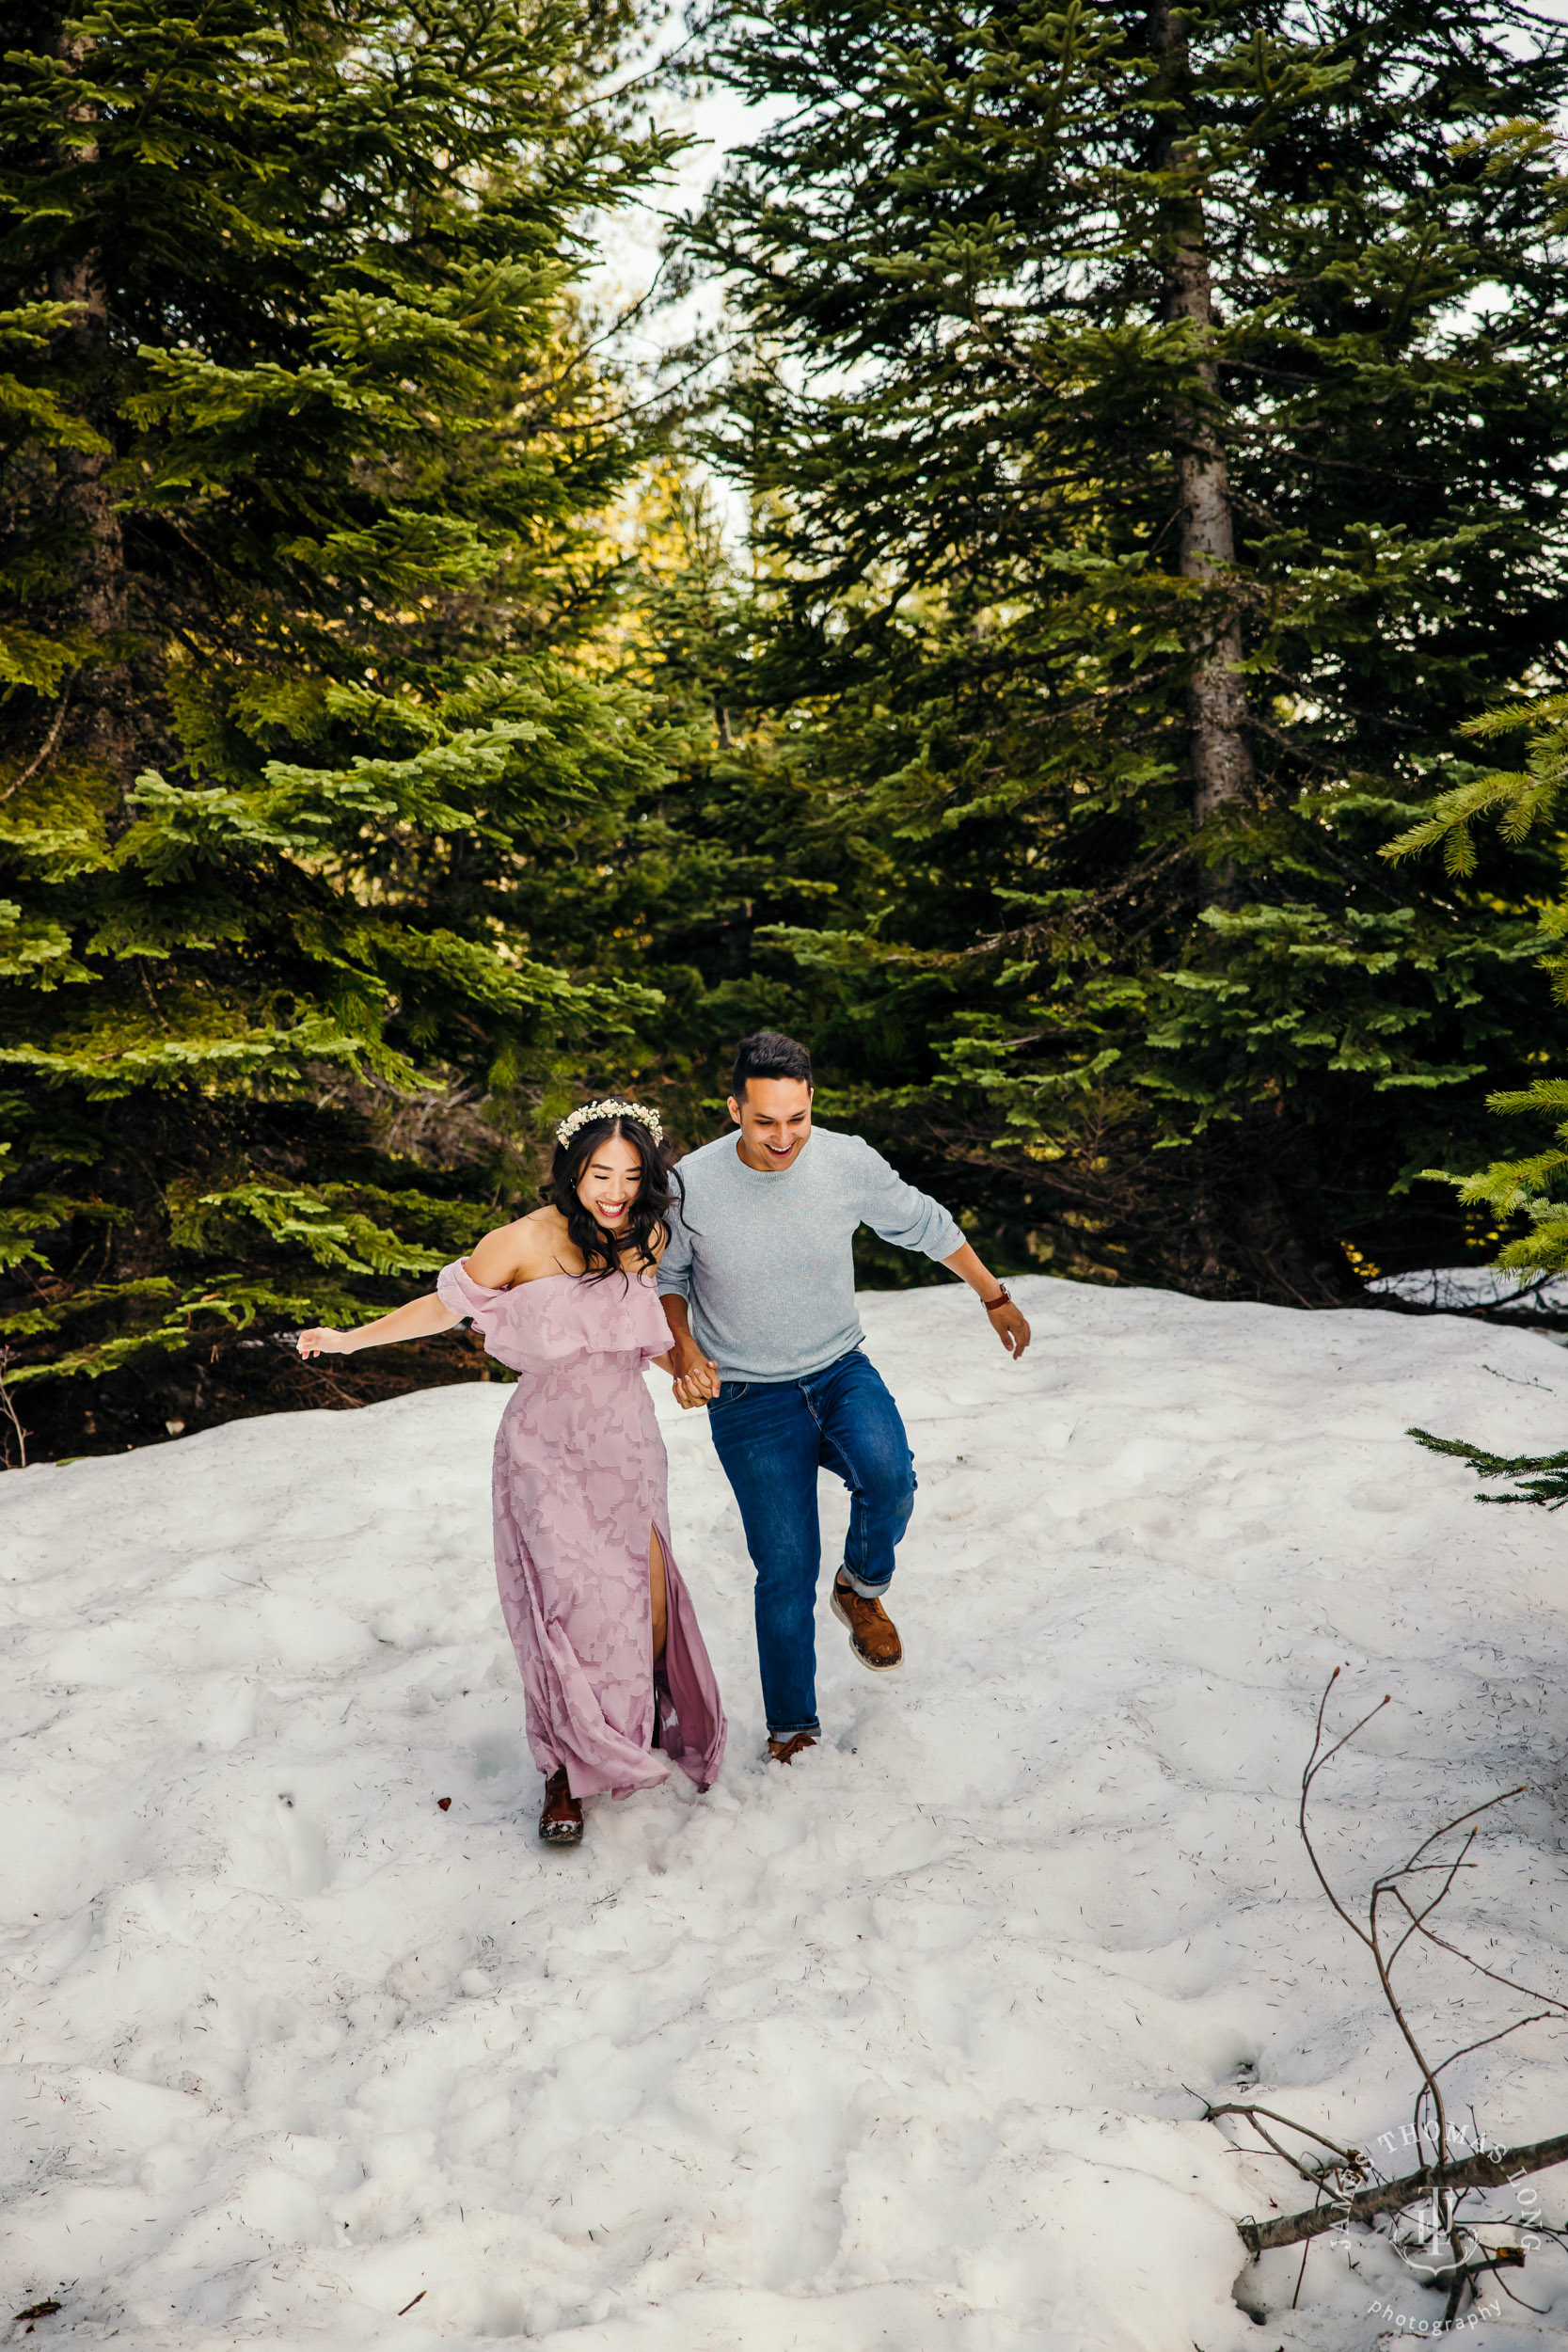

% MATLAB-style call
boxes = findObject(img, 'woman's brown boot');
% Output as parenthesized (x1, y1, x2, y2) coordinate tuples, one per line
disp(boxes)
(538, 1767, 583, 1845)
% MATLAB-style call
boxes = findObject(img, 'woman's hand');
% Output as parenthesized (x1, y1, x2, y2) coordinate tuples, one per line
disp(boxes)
(297, 1294, 459, 1358)
(297, 1327, 355, 1359)
(659, 1295, 720, 1408)
(669, 1336, 721, 1409)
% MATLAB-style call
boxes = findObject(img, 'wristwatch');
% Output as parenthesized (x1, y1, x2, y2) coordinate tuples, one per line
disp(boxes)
(982, 1283, 1012, 1312)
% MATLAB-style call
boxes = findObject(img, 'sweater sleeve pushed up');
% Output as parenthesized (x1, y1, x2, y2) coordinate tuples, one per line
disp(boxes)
(656, 1191, 695, 1299)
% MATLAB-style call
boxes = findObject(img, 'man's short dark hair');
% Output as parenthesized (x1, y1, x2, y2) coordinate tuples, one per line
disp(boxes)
(731, 1030, 813, 1099)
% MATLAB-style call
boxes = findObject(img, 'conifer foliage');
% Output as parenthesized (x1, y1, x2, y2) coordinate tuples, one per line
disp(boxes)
(1389, 691, 1568, 1280)
(0, 0, 675, 1454)
(687, 0, 1568, 1298)
(1408, 1426, 1568, 1510)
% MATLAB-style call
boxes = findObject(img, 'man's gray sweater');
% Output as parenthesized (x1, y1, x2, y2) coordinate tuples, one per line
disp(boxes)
(656, 1125, 964, 1382)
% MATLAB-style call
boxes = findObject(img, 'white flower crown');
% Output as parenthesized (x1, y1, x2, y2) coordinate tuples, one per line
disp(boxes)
(555, 1097, 664, 1149)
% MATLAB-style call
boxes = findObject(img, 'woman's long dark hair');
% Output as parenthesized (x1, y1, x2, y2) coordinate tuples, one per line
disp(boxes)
(545, 1114, 685, 1284)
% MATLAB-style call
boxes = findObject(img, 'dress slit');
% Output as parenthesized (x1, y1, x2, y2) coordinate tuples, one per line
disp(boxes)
(436, 1255, 725, 1802)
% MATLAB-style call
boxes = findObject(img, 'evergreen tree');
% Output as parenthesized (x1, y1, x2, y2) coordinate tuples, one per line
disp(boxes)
(0, 0, 679, 1459)
(683, 0, 1568, 1298)
(516, 467, 888, 1146)
(1388, 691, 1568, 1282)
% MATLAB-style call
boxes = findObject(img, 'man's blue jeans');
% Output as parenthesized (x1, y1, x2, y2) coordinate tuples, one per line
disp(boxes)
(706, 1349, 916, 1739)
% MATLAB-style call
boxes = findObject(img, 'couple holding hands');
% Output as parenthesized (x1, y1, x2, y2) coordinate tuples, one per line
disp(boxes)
(299, 1032, 1030, 1845)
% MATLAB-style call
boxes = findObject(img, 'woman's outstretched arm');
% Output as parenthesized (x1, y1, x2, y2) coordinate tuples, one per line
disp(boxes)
(297, 1293, 459, 1359)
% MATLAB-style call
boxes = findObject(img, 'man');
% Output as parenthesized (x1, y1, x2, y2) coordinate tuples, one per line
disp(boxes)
(657, 1030, 1031, 1763)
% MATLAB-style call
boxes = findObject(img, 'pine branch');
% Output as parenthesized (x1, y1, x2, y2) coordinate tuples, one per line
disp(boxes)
(1408, 1427, 1568, 1508)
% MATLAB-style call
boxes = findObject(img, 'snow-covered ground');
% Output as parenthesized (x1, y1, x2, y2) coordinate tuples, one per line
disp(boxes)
(3, 1278, 1568, 2351)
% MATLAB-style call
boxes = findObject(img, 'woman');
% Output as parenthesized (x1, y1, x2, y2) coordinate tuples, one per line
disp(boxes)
(297, 1100, 726, 1845)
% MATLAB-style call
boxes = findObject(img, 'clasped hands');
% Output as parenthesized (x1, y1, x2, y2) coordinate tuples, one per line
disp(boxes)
(667, 1337, 721, 1411)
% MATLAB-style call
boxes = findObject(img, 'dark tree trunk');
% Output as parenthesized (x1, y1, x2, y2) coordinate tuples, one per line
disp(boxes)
(1148, 5, 1254, 826)
(44, 21, 137, 796)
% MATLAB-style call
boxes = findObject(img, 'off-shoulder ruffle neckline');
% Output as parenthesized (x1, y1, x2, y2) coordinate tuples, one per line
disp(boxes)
(460, 1262, 657, 1295)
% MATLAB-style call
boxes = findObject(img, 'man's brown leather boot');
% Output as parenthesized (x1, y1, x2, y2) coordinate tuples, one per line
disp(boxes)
(767, 1731, 817, 1765)
(832, 1571, 903, 1671)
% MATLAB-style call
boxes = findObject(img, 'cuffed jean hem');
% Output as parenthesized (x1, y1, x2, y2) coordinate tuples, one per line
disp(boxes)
(838, 1562, 894, 1600)
(768, 1716, 821, 1740)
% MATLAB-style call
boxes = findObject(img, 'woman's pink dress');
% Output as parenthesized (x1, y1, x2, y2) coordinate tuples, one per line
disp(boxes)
(436, 1259, 726, 1800)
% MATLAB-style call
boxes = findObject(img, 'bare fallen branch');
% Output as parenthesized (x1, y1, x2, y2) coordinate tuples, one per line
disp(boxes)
(1220, 1669, 1568, 2326)
(1241, 2127, 1568, 2254)
(1200, 2100, 1363, 2184)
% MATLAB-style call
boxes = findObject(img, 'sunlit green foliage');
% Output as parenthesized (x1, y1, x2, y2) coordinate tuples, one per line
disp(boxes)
(0, 0, 677, 1449)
